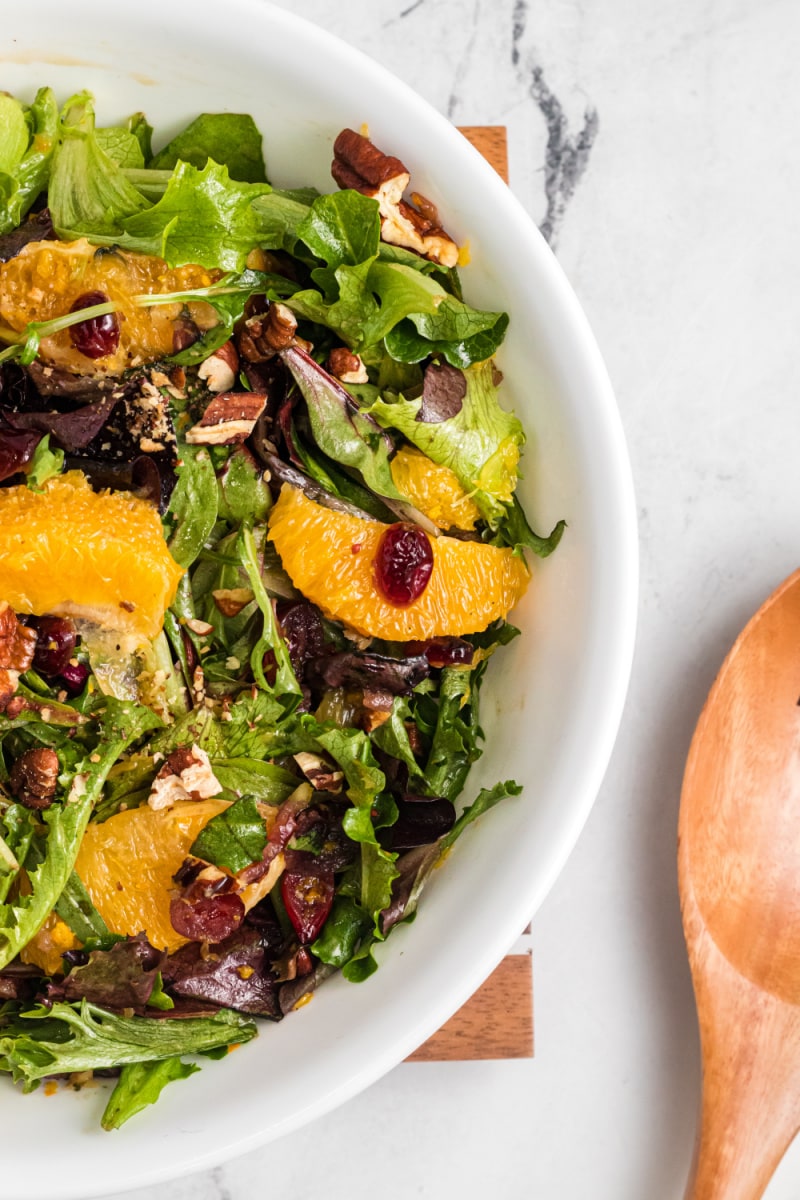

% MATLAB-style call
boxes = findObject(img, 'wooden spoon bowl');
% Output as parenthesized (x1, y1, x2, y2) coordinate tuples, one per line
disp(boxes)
(679, 568, 800, 1199)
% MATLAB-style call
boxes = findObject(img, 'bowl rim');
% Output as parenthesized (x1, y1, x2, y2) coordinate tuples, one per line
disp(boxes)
(0, 2, 638, 1192)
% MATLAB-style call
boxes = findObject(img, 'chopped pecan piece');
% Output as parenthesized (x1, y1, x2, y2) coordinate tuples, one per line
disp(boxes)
(332, 129, 459, 268)
(293, 751, 344, 795)
(212, 587, 255, 618)
(197, 341, 239, 393)
(9, 747, 59, 810)
(148, 744, 222, 811)
(185, 393, 267, 446)
(236, 302, 298, 362)
(326, 348, 368, 384)
(0, 669, 20, 713)
(0, 602, 37, 673)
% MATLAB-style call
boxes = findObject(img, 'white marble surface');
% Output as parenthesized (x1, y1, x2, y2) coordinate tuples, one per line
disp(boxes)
(105, 1, 800, 1197)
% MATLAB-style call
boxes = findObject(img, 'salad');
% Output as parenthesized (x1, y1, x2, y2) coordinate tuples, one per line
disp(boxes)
(0, 89, 563, 1129)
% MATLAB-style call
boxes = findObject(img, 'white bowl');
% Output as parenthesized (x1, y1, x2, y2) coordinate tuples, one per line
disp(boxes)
(1, 3, 637, 1194)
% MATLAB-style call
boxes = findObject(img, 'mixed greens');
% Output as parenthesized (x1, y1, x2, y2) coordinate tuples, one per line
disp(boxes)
(0, 89, 563, 1128)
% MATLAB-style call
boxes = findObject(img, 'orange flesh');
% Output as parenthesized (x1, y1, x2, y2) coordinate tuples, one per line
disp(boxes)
(267, 483, 529, 640)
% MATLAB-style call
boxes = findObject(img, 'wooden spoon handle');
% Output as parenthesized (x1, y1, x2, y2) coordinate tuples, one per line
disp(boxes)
(683, 892, 800, 1200)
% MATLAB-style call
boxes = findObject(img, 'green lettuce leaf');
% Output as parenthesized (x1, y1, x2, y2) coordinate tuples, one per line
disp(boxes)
(384, 299, 509, 368)
(101, 1057, 200, 1130)
(236, 525, 302, 700)
(0, 88, 58, 235)
(298, 189, 380, 269)
(0, 1001, 254, 1090)
(311, 895, 372, 968)
(95, 124, 146, 169)
(103, 159, 271, 270)
(0, 699, 161, 970)
(150, 112, 267, 183)
(0, 94, 30, 173)
(211, 758, 297, 805)
(315, 726, 398, 932)
(166, 444, 218, 568)
(494, 494, 566, 559)
(439, 779, 523, 851)
(424, 666, 483, 803)
(369, 358, 524, 527)
(53, 871, 117, 946)
(190, 794, 267, 873)
(0, 805, 36, 905)
(48, 92, 150, 239)
(25, 434, 63, 491)
(251, 188, 315, 255)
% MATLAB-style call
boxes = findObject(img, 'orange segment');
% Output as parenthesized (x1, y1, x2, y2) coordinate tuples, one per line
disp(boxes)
(390, 445, 481, 531)
(0, 471, 184, 642)
(74, 798, 232, 954)
(267, 483, 529, 640)
(0, 238, 219, 375)
(21, 911, 78, 976)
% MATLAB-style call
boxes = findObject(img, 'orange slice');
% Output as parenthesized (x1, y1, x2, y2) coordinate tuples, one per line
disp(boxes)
(74, 798, 232, 954)
(267, 483, 529, 640)
(390, 445, 481, 531)
(0, 471, 183, 642)
(0, 238, 219, 375)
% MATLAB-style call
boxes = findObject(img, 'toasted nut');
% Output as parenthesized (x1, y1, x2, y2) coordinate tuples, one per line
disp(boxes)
(148, 743, 222, 810)
(0, 668, 20, 713)
(293, 751, 344, 794)
(332, 128, 459, 267)
(212, 587, 255, 618)
(185, 392, 267, 445)
(9, 747, 59, 810)
(198, 341, 239, 393)
(236, 302, 298, 362)
(327, 348, 368, 384)
(0, 603, 37, 673)
(185, 618, 214, 636)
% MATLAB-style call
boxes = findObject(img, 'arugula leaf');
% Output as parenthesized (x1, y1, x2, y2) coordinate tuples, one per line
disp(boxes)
(385, 299, 509, 368)
(48, 92, 150, 239)
(150, 113, 267, 183)
(495, 494, 566, 559)
(0, 805, 36, 905)
(190, 795, 267, 873)
(0, 698, 161, 971)
(424, 667, 482, 803)
(166, 444, 218, 568)
(369, 358, 524, 528)
(101, 1057, 199, 1130)
(101, 159, 271, 270)
(25, 434, 63, 491)
(0, 88, 58, 236)
(216, 446, 272, 524)
(439, 779, 523, 851)
(280, 345, 403, 501)
(236, 525, 302, 700)
(0, 1001, 254, 1090)
(53, 871, 117, 946)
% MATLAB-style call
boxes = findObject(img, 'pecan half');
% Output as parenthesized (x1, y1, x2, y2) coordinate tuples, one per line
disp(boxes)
(185, 393, 267, 446)
(9, 747, 59, 810)
(293, 751, 344, 795)
(197, 341, 239, 393)
(326, 348, 368, 384)
(236, 302, 298, 363)
(0, 602, 37, 673)
(212, 587, 255, 618)
(332, 129, 459, 268)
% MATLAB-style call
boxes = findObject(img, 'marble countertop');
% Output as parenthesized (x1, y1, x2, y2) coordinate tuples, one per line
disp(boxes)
(106, 1, 800, 1197)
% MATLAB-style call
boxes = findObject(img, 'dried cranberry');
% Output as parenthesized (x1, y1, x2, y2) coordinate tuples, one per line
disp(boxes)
(281, 866, 335, 944)
(375, 524, 433, 606)
(59, 661, 89, 696)
(170, 893, 245, 943)
(69, 290, 120, 359)
(276, 600, 325, 676)
(31, 615, 77, 677)
(404, 637, 474, 668)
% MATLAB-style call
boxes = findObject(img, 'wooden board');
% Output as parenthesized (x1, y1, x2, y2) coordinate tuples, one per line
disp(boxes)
(404, 124, 533, 1064)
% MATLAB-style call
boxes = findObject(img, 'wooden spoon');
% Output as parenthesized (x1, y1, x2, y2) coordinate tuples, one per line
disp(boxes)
(679, 568, 800, 1199)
